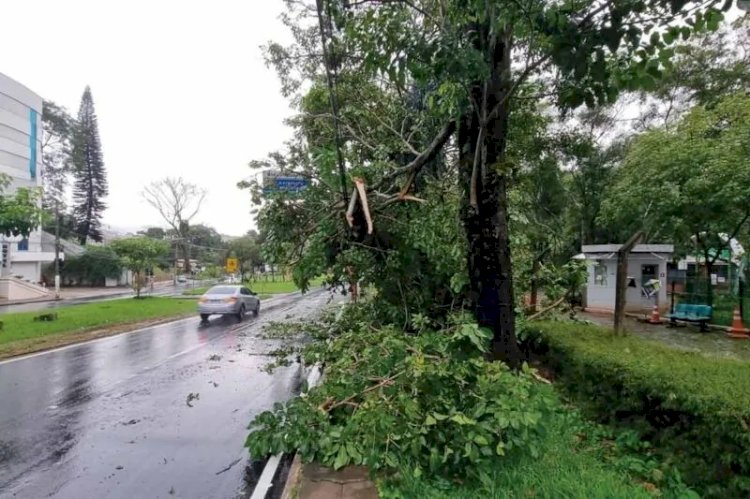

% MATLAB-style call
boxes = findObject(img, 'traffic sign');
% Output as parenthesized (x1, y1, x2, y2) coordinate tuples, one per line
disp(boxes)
(226, 258, 238, 273)
(262, 170, 309, 194)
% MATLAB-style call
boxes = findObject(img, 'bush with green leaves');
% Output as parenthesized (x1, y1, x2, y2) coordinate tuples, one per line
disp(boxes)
(60, 246, 123, 286)
(246, 307, 557, 480)
(525, 320, 750, 497)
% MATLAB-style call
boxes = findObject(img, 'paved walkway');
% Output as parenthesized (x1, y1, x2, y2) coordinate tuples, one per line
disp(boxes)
(289, 462, 378, 499)
(579, 311, 750, 362)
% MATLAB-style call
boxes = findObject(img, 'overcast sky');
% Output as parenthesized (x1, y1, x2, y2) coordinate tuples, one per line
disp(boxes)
(1, 0, 292, 236)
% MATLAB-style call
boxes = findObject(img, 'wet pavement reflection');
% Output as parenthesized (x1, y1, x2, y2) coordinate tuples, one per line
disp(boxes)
(0, 290, 330, 498)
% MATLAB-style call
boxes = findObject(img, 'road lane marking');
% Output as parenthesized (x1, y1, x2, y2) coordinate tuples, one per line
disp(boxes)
(250, 454, 280, 499)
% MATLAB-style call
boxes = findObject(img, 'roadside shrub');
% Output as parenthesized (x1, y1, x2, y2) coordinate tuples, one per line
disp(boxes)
(525, 321, 750, 497)
(62, 246, 123, 286)
(246, 308, 557, 481)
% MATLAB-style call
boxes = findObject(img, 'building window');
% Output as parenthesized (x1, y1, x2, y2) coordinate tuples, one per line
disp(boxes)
(594, 262, 608, 286)
(29, 109, 38, 179)
(18, 238, 29, 251)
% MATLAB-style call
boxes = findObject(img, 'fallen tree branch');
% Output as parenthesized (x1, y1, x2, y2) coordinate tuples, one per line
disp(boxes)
(527, 297, 566, 321)
(354, 177, 373, 235)
(531, 371, 552, 384)
(321, 371, 404, 413)
(345, 187, 358, 227)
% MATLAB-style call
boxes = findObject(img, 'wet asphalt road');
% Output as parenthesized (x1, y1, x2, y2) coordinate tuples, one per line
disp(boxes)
(0, 290, 331, 499)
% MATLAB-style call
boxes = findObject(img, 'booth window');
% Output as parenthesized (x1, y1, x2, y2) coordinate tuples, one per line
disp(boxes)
(594, 262, 608, 286)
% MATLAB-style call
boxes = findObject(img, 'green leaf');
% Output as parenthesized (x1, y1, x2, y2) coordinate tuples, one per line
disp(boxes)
(497, 415, 510, 428)
(496, 441, 506, 456)
(333, 445, 349, 470)
(658, 48, 675, 64)
(425, 414, 437, 426)
(706, 9, 723, 31)
(474, 435, 489, 446)
(346, 442, 362, 463)
(451, 413, 477, 425)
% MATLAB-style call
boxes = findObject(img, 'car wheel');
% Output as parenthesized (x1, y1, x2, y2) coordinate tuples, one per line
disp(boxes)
(237, 304, 246, 322)
(200, 314, 209, 322)
(253, 303, 260, 316)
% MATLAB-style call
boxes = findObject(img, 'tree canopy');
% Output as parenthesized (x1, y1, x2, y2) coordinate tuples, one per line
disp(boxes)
(601, 92, 750, 302)
(0, 174, 43, 238)
(111, 237, 170, 297)
(244, 0, 731, 365)
(71, 86, 108, 244)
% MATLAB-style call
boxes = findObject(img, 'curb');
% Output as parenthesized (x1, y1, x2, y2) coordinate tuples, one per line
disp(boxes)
(280, 455, 303, 499)
(250, 363, 323, 499)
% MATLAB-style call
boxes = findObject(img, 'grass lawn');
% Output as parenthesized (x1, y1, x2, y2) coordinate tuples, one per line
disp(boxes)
(528, 320, 750, 496)
(379, 408, 656, 499)
(245, 276, 324, 294)
(185, 277, 325, 296)
(0, 297, 196, 359)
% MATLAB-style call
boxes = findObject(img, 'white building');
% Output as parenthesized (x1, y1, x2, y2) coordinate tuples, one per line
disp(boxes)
(0, 72, 54, 293)
(580, 244, 674, 314)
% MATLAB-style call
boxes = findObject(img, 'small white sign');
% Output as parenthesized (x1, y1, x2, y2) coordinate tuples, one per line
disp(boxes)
(711, 274, 718, 285)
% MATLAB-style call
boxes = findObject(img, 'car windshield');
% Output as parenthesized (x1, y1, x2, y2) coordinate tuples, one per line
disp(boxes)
(206, 286, 236, 295)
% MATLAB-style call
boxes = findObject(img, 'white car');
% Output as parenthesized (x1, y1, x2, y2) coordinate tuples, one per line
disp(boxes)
(198, 285, 260, 322)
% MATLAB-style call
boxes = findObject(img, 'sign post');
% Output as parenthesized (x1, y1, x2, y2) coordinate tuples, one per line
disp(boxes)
(226, 258, 238, 274)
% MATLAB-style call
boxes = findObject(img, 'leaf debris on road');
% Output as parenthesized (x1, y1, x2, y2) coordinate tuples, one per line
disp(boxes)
(215, 457, 242, 475)
(186, 392, 200, 407)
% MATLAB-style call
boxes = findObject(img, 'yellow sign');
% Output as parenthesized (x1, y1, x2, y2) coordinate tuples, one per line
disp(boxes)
(226, 258, 238, 273)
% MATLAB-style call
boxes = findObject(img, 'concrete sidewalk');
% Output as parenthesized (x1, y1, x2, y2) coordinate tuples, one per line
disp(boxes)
(0, 281, 178, 310)
(284, 459, 378, 499)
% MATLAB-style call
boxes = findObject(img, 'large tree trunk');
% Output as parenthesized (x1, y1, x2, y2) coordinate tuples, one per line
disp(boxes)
(459, 29, 521, 368)
(183, 241, 192, 275)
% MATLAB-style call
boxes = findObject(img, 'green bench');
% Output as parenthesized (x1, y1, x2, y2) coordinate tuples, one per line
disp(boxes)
(668, 303, 713, 332)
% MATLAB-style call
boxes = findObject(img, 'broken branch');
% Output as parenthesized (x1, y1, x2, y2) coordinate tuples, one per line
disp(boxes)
(527, 297, 566, 321)
(379, 120, 456, 187)
(354, 178, 374, 235)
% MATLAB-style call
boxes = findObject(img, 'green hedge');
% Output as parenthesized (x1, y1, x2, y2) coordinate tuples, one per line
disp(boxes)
(525, 321, 750, 498)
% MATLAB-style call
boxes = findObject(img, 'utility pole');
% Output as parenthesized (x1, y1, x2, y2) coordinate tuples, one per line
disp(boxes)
(614, 231, 643, 335)
(54, 202, 61, 300)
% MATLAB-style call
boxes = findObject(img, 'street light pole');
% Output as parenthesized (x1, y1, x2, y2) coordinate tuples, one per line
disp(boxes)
(54, 202, 61, 300)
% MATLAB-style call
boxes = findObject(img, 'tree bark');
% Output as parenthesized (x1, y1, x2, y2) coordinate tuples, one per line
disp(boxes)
(459, 29, 521, 368)
(530, 258, 540, 314)
(183, 240, 192, 275)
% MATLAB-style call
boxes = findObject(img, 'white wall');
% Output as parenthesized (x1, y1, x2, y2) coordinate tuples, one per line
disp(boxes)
(586, 254, 669, 312)
(0, 72, 44, 282)
(8, 262, 40, 283)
